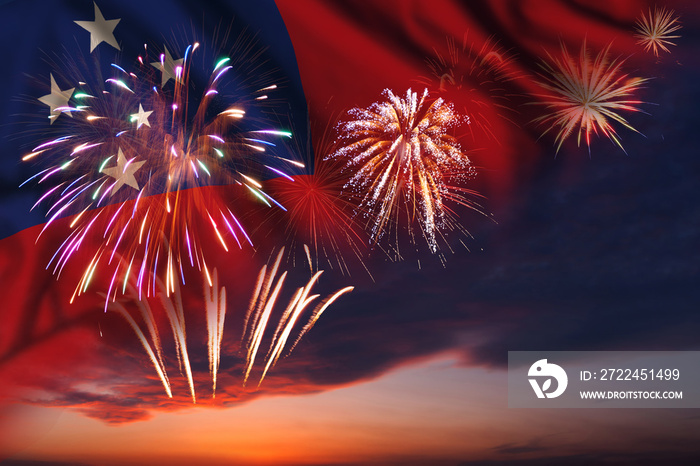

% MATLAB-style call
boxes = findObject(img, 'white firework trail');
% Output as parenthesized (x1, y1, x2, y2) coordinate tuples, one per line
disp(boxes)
(104, 300, 172, 398)
(205, 269, 227, 398)
(259, 272, 323, 386)
(241, 248, 354, 387)
(243, 268, 287, 386)
(288, 285, 355, 354)
(157, 278, 196, 403)
(241, 248, 285, 347)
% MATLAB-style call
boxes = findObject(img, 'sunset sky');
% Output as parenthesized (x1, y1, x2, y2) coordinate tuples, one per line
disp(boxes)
(2, 0, 700, 464)
(5, 355, 700, 465)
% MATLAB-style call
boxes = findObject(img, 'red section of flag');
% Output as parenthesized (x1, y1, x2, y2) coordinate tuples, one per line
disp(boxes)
(275, 0, 653, 202)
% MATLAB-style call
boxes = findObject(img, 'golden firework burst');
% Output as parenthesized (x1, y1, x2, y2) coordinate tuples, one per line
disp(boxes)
(330, 88, 478, 254)
(634, 7, 682, 57)
(532, 42, 647, 154)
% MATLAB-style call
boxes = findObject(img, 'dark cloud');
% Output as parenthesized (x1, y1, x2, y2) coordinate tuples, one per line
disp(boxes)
(306, 451, 700, 466)
(492, 441, 547, 455)
(456, 452, 700, 466)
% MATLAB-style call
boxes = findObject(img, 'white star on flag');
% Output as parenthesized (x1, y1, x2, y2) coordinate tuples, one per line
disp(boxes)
(38, 73, 75, 125)
(131, 104, 153, 129)
(101, 148, 145, 196)
(74, 2, 121, 53)
(151, 46, 184, 87)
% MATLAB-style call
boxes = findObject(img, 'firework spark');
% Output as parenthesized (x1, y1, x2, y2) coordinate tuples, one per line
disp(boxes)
(242, 248, 354, 387)
(24, 41, 292, 307)
(634, 7, 682, 57)
(532, 42, 647, 154)
(329, 88, 479, 255)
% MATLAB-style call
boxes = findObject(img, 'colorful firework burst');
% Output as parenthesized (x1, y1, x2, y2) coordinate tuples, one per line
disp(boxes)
(532, 42, 647, 154)
(634, 7, 682, 57)
(329, 88, 480, 255)
(420, 32, 518, 141)
(23, 40, 293, 308)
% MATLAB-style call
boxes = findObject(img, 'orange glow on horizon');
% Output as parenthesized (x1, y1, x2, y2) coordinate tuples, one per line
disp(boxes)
(3, 355, 700, 465)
